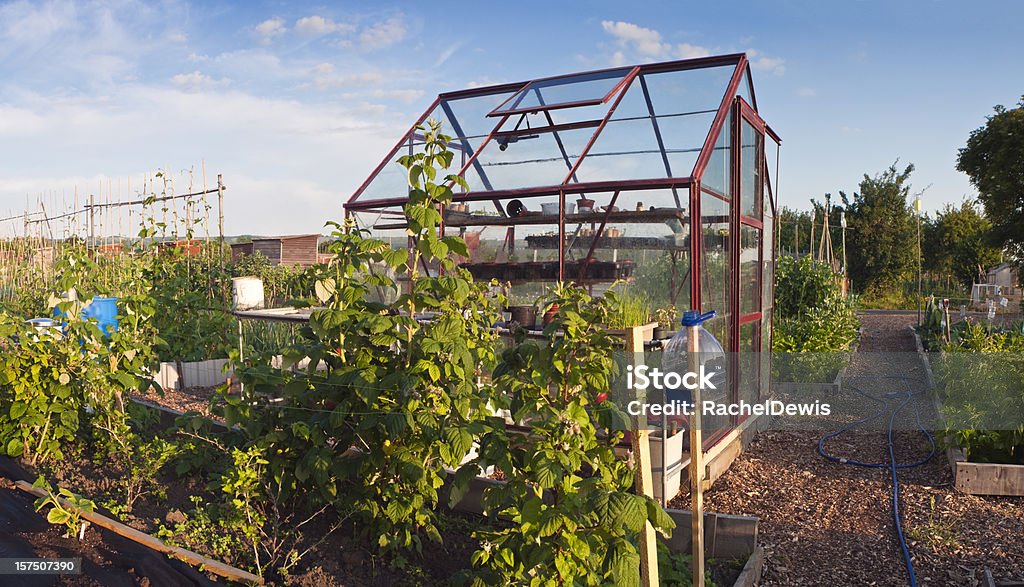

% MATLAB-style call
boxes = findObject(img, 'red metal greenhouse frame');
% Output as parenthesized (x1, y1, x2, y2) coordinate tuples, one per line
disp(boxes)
(345, 53, 781, 446)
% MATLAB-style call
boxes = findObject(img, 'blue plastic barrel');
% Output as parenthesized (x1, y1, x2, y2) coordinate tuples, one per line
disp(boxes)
(82, 296, 119, 337)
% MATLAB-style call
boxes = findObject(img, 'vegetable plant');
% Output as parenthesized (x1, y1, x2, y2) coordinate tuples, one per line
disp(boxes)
(33, 476, 95, 539)
(457, 284, 675, 586)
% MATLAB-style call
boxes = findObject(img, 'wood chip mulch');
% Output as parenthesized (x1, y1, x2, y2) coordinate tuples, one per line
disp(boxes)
(673, 312, 1024, 586)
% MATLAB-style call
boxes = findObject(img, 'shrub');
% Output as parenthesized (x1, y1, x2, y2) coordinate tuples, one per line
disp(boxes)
(772, 256, 859, 382)
(0, 246, 159, 464)
(933, 321, 1024, 463)
(457, 284, 675, 586)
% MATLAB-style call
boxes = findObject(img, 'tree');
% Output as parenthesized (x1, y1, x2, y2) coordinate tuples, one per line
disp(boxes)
(930, 200, 1001, 289)
(957, 97, 1024, 255)
(841, 162, 918, 295)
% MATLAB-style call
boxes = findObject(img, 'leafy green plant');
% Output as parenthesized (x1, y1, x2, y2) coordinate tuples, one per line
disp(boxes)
(0, 242, 159, 464)
(605, 288, 652, 328)
(200, 120, 502, 579)
(655, 306, 679, 330)
(934, 320, 1024, 463)
(33, 476, 95, 539)
(457, 284, 675, 586)
(657, 543, 714, 586)
(906, 495, 960, 551)
(772, 256, 859, 382)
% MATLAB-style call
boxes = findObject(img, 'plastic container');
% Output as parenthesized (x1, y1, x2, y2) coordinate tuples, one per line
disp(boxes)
(82, 296, 119, 337)
(232, 276, 265, 310)
(540, 202, 576, 215)
(661, 311, 726, 404)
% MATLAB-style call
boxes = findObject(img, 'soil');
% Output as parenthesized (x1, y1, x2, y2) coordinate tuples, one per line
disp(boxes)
(130, 385, 222, 420)
(0, 459, 217, 587)
(670, 311, 1024, 586)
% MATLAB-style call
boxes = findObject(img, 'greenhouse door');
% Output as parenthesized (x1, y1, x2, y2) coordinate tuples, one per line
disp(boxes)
(734, 98, 766, 421)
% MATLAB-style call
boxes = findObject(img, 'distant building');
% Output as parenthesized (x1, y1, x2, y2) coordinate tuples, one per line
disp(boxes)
(986, 263, 1017, 289)
(231, 234, 320, 267)
(971, 263, 1020, 309)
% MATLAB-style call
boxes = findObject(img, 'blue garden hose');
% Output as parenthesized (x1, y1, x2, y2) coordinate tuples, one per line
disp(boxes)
(817, 376, 937, 587)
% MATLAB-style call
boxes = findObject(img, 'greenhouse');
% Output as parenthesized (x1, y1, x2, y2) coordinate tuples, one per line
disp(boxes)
(347, 52, 781, 450)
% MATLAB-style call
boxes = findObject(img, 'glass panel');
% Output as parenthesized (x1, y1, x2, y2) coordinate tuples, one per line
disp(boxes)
(441, 92, 514, 142)
(701, 111, 731, 196)
(573, 117, 665, 181)
(740, 321, 760, 404)
(640, 65, 736, 118)
(735, 69, 754, 109)
(740, 119, 763, 218)
(574, 110, 713, 183)
(762, 206, 774, 314)
(700, 192, 730, 353)
(766, 135, 780, 213)
(740, 225, 760, 315)
(701, 192, 732, 446)
(490, 68, 632, 115)
(760, 310, 771, 399)
(460, 126, 597, 192)
(351, 134, 424, 204)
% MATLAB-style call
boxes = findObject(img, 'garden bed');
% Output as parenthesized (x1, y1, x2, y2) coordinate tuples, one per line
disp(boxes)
(3, 423, 503, 586)
(914, 328, 1024, 497)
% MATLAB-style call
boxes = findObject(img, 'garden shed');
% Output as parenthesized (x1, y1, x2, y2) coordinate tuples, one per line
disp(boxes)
(231, 234, 320, 267)
(346, 53, 780, 451)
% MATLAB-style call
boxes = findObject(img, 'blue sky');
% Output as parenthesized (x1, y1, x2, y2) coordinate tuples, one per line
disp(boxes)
(0, 0, 1021, 235)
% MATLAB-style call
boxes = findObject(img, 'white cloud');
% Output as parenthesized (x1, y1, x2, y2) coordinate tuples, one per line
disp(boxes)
(0, 0, 75, 45)
(367, 89, 424, 103)
(295, 15, 353, 37)
(167, 30, 187, 43)
(601, 21, 669, 57)
(433, 43, 461, 68)
(0, 85, 403, 234)
(676, 43, 711, 60)
(601, 20, 711, 64)
(797, 87, 816, 97)
(747, 49, 785, 75)
(254, 17, 286, 44)
(170, 70, 230, 92)
(303, 63, 384, 90)
(0, 0, 189, 87)
(358, 16, 407, 51)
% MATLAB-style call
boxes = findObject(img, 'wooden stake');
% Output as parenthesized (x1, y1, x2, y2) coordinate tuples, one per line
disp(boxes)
(11, 479, 262, 585)
(626, 324, 659, 587)
(217, 174, 225, 248)
(687, 322, 705, 587)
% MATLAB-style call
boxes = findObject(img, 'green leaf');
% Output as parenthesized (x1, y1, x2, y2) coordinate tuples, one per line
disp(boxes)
(448, 464, 479, 509)
(6, 438, 23, 457)
(10, 401, 27, 419)
(520, 496, 542, 525)
(645, 498, 676, 536)
(46, 508, 70, 525)
(607, 540, 640, 587)
(534, 457, 559, 489)
(314, 278, 336, 303)
(607, 492, 647, 533)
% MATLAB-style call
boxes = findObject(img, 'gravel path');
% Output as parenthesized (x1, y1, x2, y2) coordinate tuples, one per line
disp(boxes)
(694, 312, 1024, 586)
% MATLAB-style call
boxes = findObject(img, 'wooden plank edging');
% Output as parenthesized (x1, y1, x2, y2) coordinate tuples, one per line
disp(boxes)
(12, 479, 263, 585)
(732, 545, 764, 587)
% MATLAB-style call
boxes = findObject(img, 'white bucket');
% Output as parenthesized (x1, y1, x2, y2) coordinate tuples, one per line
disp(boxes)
(232, 277, 265, 310)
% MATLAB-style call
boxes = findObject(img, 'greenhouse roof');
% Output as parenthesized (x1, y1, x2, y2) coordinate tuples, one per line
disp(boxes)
(347, 53, 776, 211)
